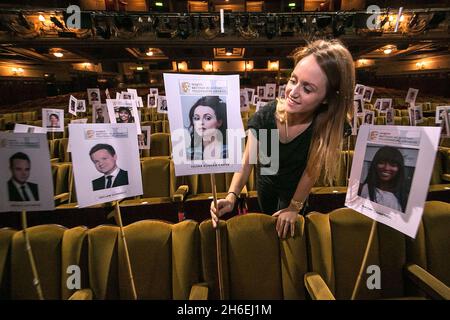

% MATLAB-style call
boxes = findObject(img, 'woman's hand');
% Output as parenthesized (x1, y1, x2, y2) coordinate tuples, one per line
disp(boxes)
(272, 208, 298, 239)
(210, 193, 237, 228)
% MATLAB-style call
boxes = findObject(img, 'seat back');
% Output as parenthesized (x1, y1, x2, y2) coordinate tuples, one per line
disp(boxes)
(150, 133, 171, 157)
(200, 214, 307, 299)
(58, 138, 71, 162)
(306, 208, 407, 299)
(0, 228, 16, 299)
(10, 225, 88, 299)
(87, 220, 200, 299)
(407, 201, 450, 286)
(141, 157, 175, 198)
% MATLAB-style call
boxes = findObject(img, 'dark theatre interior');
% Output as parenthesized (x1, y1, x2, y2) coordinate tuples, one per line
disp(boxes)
(0, 0, 449, 302)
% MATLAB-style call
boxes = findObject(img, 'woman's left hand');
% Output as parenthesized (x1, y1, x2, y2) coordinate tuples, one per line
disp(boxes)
(272, 208, 298, 239)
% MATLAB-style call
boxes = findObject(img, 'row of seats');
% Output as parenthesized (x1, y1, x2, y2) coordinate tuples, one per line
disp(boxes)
(0, 201, 448, 300)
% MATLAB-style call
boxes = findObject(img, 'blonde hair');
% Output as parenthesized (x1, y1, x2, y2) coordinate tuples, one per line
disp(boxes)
(276, 39, 355, 185)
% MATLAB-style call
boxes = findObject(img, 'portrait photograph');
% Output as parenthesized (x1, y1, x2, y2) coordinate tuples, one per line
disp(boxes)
(147, 94, 158, 108)
(157, 95, 168, 114)
(374, 99, 381, 110)
(76, 99, 86, 112)
(240, 89, 249, 111)
(346, 125, 441, 238)
(405, 88, 419, 104)
(265, 83, 276, 99)
(87, 88, 101, 105)
(278, 85, 286, 99)
(363, 86, 374, 102)
(385, 108, 395, 125)
(68, 123, 143, 208)
(42, 108, 64, 132)
(252, 94, 260, 105)
(380, 98, 392, 112)
(120, 92, 133, 100)
(434, 106, 450, 124)
(68, 95, 77, 116)
(245, 88, 255, 104)
(256, 86, 265, 99)
(92, 103, 109, 124)
(354, 96, 364, 115)
(0, 132, 54, 212)
(106, 99, 142, 134)
(411, 105, 423, 124)
(138, 125, 151, 150)
(354, 84, 365, 96)
(363, 110, 375, 125)
(163, 73, 244, 176)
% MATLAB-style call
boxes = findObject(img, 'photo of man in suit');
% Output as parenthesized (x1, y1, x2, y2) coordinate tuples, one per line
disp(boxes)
(8, 152, 39, 201)
(89, 143, 129, 191)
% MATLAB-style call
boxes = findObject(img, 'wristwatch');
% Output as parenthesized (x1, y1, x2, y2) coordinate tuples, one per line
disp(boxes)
(289, 199, 304, 212)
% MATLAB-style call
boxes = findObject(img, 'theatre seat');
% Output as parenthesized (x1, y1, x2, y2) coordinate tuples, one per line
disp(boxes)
(1, 225, 89, 300)
(304, 207, 448, 300)
(186, 172, 234, 202)
(58, 138, 71, 162)
(406, 201, 450, 299)
(200, 213, 307, 299)
(150, 133, 171, 156)
(86, 220, 206, 299)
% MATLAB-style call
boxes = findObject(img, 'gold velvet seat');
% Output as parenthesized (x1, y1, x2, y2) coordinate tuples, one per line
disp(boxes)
(304, 206, 448, 300)
(149, 132, 171, 157)
(86, 220, 206, 299)
(0, 225, 89, 300)
(200, 213, 308, 299)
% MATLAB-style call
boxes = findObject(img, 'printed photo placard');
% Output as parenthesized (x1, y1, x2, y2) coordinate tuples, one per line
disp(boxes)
(240, 89, 250, 111)
(92, 103, 110, 124)
(106, 99, 141, 134)
(76, 100, 86, 113)
(363, 87, 374, 103)
(405, 88, 419, 105)
(163, 73, 245, 176)
(256, 86, 265, 99)
(345, 125, 441, 238)
(435, 106, 450, 124)
(265, 83, 276, 99)
(69, 95, 77, 116)
(14, 124, 47, 134)
(138, 126, 151, 150)
(0, 133, 54, 212)
(147, 94, 158, 108)
(42, 108, 64, 132)
(157, 95, 168, 114)
(278, 85, 286, 99)
(69, 124, 143, 208)
(87, 88, 101, 105)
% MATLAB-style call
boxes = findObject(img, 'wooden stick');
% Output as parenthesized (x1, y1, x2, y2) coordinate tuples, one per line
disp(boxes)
(351, 220, 377, 300)
(68, 165, 74, 203)
(115, 201, 138, 300)
(345, 136, 351, 186)
(210, 174, 225, 300)
(21, 210, 44, 300)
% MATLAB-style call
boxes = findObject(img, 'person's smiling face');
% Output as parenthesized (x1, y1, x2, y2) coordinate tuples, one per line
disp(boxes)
(285, 54, 328, 115)
(376, 161, 399, 183)
(119, 109, 130, 122)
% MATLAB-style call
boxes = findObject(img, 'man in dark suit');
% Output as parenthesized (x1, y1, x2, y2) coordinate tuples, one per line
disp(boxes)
(8, 152, 39, 201)
(89, 143, 128, 191)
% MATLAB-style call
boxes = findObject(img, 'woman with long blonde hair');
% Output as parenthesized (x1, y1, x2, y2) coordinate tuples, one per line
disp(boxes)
(211, 39, 355, 238)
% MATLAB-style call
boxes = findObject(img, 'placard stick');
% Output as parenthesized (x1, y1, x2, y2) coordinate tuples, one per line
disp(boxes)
(351, 220, 377, 300)
(21, 210, 44, 300)
(68, 165, 74, 203)
(114, 201, 138, 300)
(210, 173, 225, 300)
(346, 136, 351, 186)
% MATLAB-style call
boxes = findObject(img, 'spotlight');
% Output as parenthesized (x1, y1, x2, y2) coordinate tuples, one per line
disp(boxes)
(53, 52, 64, 58)
(225, 48, 233, 56)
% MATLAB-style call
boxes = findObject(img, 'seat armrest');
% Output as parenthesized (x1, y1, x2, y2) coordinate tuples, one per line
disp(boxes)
(68, 289, 93, 300)
(304, 272, 335, 300)
(189, 282, 209, 300)
(405, 264, 450, 300)
(172, 185, 189, 203)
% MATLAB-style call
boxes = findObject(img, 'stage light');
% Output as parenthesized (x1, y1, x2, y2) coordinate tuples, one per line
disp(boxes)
(136, 66, 144, 71)
(155, 2, 163, 7)
(383, 48, 392, 55)
(39, 15, 45, 22)
(53, 52, 63, 58)
(146, 50, 154, 56)
(225, 48, 233, 56)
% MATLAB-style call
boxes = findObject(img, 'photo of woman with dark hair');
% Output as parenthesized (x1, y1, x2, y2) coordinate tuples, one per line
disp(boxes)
(358, 146, 408, 212)
(116, 107, 134, 123)
(187, 96, 227, 160)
